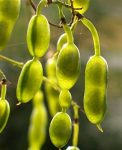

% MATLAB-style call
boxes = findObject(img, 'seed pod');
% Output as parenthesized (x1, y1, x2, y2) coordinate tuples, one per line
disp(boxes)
(0, 99, 10, 133)
(84, 55, 108, 128)
(28, 90, 47, 150)
(16, 58, 43, 103)
(56, 43, 80, 89)
(49, 112, 72, 148)
(45, 57, 60, 117)
(59, 90, 72, 111)
(0, 0, 21, 50)
(27, 14, 50, 57)
(66, 146, 80, 150)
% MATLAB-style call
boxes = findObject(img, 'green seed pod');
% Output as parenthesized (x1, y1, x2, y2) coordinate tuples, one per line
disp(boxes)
(57, 33, 67, 52)
(45, 57, 57, 78)
(59, 90, 72, 111)
(0, 99, 10, 133)
(45, 57, 60, 117)
(28, 90, 47, 150)
(45, 82, 60, 117)
(27, 14, 50, 57)
(56, 43, 80, 89)
(16, 58, 43, 103)
(84, 55, 108, 128)
(66, 146, 80, 150)
(49, 112, 72, 148)
(0, 0, 21, 51)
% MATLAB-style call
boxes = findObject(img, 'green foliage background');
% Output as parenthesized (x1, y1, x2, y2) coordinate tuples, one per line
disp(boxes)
(0, 0, 122, 149)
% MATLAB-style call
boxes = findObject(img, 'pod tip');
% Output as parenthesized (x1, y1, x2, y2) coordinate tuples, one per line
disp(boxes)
(96, 124, 103, 133)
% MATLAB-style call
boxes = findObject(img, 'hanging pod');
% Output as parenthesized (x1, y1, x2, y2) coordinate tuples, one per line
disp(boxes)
(27, 14, 50, 57)
(0, 99, 10, 133)
(16, 58, 43, 103)
(56, 42, 80, 89)
(49, 112, 72, 148)
(45, 57, 60, 117)
(83, 55, 108, 130)
(0, 0, 21, 50)
(28, 90, 47, 150)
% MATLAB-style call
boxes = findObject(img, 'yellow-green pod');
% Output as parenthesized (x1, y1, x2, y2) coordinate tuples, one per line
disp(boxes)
(45, 57, 57, 78)
(16, 58, 43, 103)
(66, 146, 80, 150)
(84, 55, 108, 128)
(56, 43, 80, 89)
(28, 90, 47, 150)
(27, 14, 50, 57)
(45, 57, 60, 116)
(0, 99, 10, 133)
(45, 82, 60, 117)
(49, 112, 72, 148)
(0, 0, 21, 51)
(59, 90, 72, 111)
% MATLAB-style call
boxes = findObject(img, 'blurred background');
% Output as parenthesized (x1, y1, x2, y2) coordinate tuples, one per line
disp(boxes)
(0, 0, 122, 149)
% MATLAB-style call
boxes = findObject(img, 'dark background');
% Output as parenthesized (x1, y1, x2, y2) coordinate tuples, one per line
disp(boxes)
(0, 0, 122, 149)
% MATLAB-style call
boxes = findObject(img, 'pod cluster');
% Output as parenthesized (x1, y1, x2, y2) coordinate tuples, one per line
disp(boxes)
(16, 3, 50, 104)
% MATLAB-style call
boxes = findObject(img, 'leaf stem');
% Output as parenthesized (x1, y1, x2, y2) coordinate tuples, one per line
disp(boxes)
(72, 103, 79, 146)
(0, 54, 24, 68)
(81, 17, 101, 56)
(0, 79, 7, 100)
(43, 76, 60, 92)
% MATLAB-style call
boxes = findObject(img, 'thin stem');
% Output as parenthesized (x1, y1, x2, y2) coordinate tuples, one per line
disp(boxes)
(0, 69, 6, 79)
(29, 0, 36, 12)
(0, 79, 7, 100)
(0, 54, 24, 68)
(36, 0, 47, 15)
(43, 76, 60, 92)
(72, 104, 79, 146)
(81, 17, 101, 56)
(57, 5, 74, 44)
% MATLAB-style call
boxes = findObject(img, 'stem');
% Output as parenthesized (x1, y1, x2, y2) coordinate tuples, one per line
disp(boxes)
(36, 0, 47, 15)
(0, 80, 7, 100)
(58, 5, 74, 44)
(72, 103, 79, 146)
(0, 69, 6, 79)
(29, 0, 36, 12)
(81, 17, 101, 56)
(43, 76, 60, 92)
(70, 16, 78, 33)
(0, 54, 24, 68)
